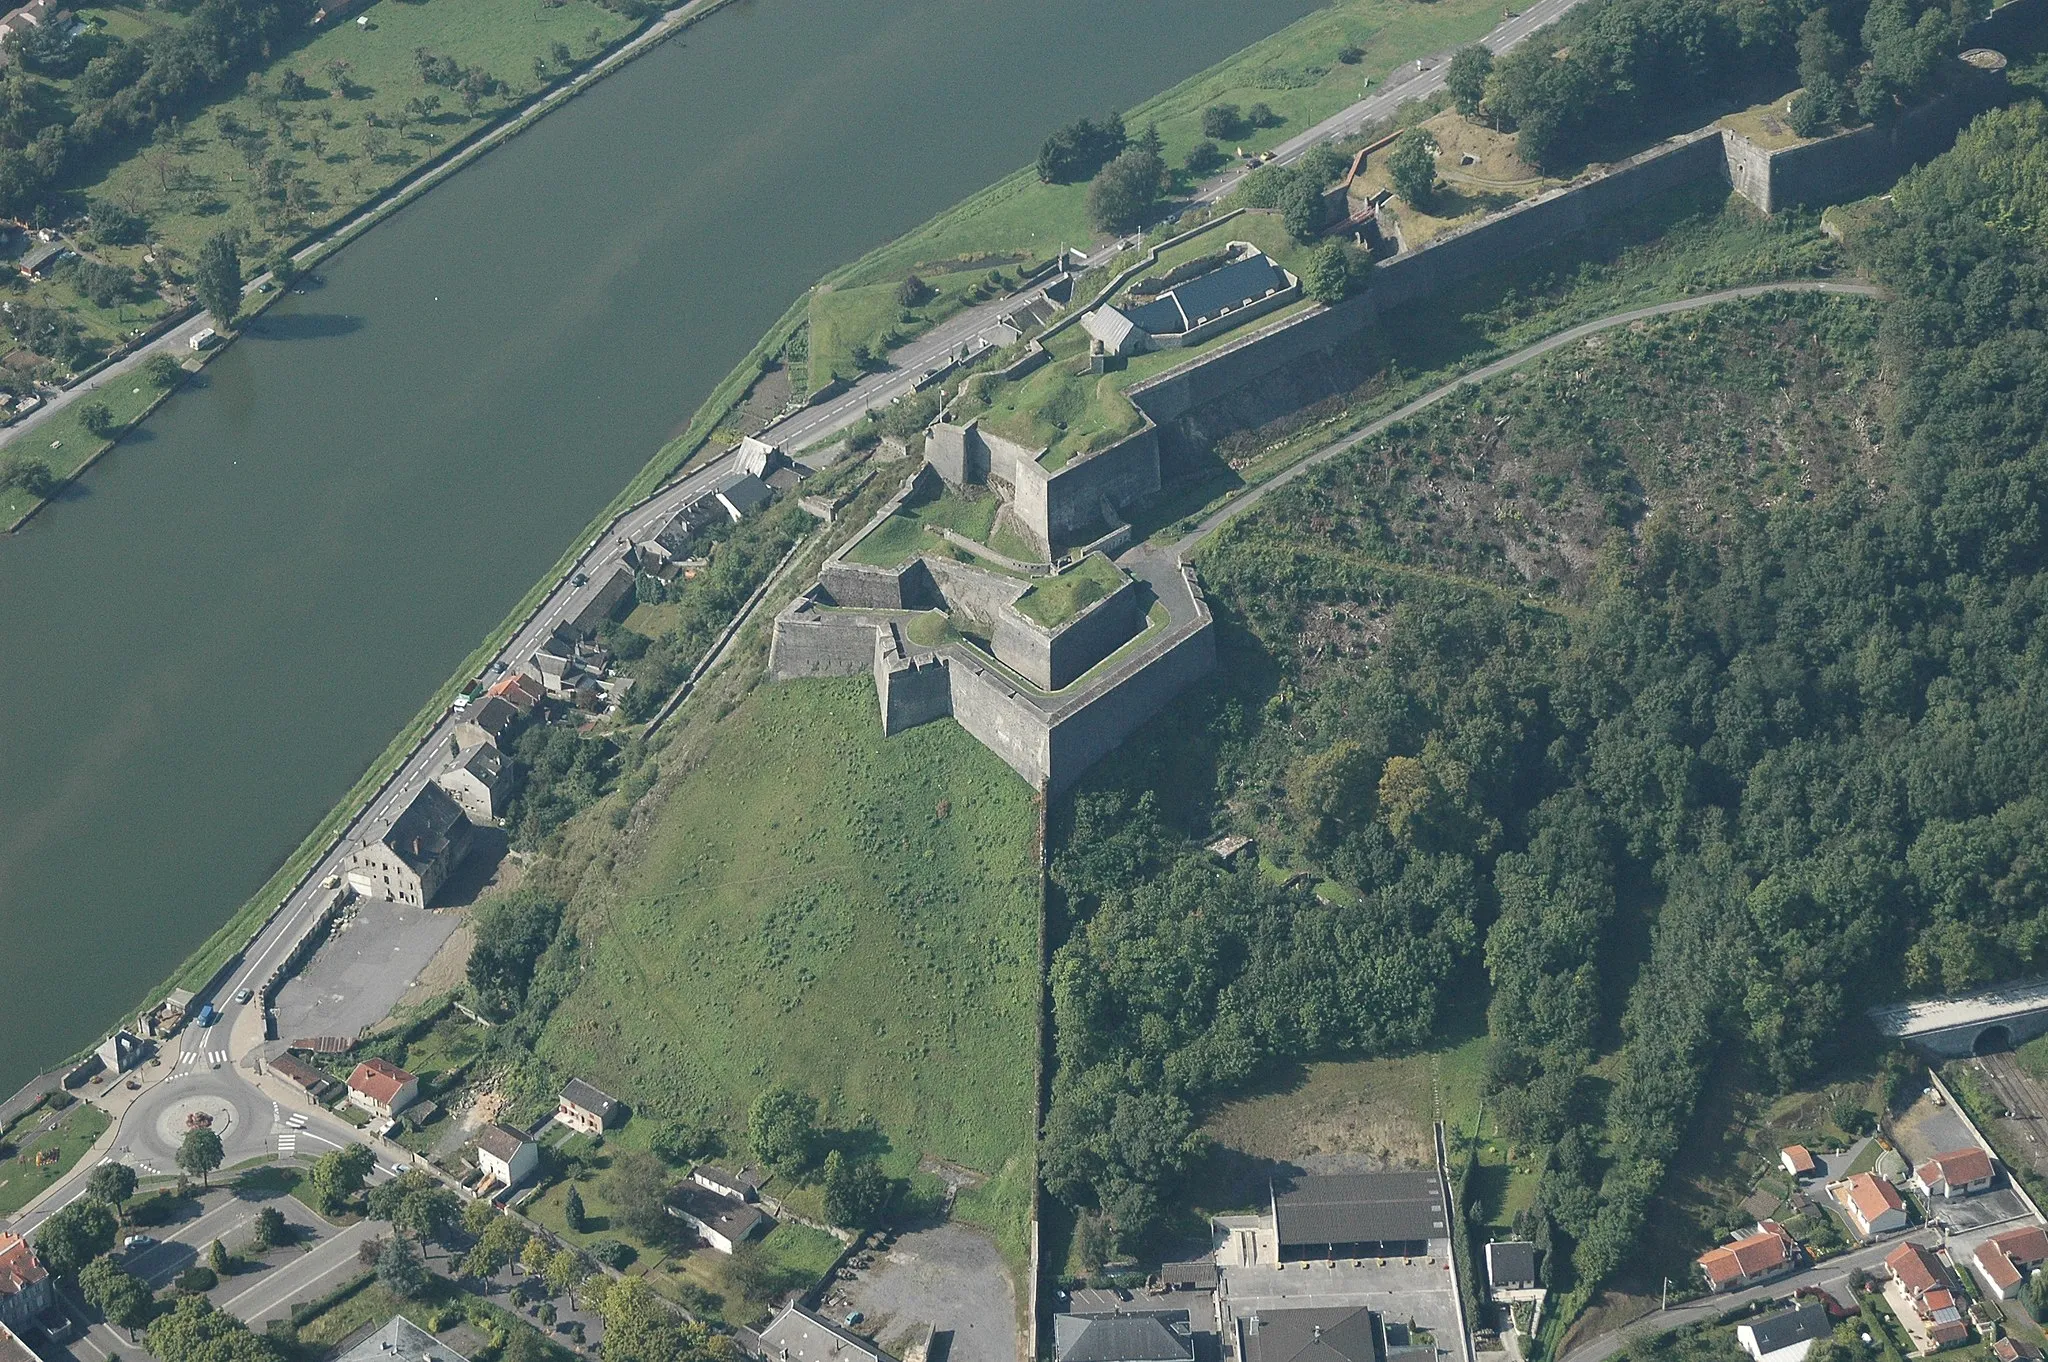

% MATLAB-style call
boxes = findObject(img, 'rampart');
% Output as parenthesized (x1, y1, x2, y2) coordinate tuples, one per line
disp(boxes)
(994, 576, 1143, 691)
(933, 418, 1162, 556)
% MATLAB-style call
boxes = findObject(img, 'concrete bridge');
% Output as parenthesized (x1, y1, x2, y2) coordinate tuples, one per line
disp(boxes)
(1869, 977, 2048, 1058)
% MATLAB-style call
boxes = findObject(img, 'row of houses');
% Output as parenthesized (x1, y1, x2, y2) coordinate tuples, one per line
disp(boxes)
(628, 439, 785, 581)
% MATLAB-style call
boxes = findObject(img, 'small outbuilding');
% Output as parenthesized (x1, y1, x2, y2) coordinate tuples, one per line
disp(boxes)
(1780, 1145, 1819, 1180)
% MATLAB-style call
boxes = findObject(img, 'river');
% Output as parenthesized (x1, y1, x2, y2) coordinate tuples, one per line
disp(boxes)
(0, 0, 1327, 1094)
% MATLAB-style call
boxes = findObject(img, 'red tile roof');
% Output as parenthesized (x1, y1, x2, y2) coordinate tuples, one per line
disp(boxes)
(1699, 1222, 1793, 1287)
(1976, 1241, 2023, 1294)
(1887, 1241, 1946, 1295)
(0, 1234, 45, 1299)
(347, 1056, 415, 1106)
(1782, 1145, 1819, 1176)
(1991, 1224, 2048, 1267)
(1918, 1147, 1994, 1186)
(1843, 1173, 1906, 1224)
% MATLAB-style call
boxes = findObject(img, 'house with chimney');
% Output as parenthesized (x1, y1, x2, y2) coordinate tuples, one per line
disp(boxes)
(1912, 1148, 1995, 1200)
(433, 741, 511, 823)
(1833, 1173, 1910, 1239)
(1884, 1241, 1969, 1353)
(343, 783, 473, 906)
(0, 1235, 52, 1333)
(1698, 1221, 1799, 1293)
(346, 1058, 420, 1121)
(1972, 1224, 2048, 1300)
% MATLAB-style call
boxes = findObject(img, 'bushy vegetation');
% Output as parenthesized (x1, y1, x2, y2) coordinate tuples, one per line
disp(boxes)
(1478, 0, 1983, 168)
(1043, 100, 2048, 1311)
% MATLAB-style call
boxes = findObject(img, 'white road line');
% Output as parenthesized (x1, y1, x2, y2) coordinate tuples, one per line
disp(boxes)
(220, 1227, 364, 1318)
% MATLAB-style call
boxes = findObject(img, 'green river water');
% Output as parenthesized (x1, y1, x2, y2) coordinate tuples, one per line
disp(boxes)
(0, 0, 1324, 1095)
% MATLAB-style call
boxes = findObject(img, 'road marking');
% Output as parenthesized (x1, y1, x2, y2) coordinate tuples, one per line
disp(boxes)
(288, 1113, 308, 1129)
(278, 1133, 297, 1154)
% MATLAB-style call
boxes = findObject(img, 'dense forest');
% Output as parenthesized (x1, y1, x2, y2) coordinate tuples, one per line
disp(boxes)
(1041, 83, 2048, 1315)
(1474, 0, 1982, 167)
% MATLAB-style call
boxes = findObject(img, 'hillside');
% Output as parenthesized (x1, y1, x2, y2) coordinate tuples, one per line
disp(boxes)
(534, 677, 1042, 1241)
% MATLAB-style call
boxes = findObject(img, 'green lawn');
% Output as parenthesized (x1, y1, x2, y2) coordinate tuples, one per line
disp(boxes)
(1014, 553, 1124, 627)
(841, 511, 932, 567)
(842, 485, 1006, 567)
(830, 0, 1515, 289)
(810, 267, 1001, 396)
(534, 676, 1041, 1239)
(0, 365, 182, 527)
(0, 1100, 111, 1215)
(967, 332, 1146, 470)
(66, 0, 639, 272)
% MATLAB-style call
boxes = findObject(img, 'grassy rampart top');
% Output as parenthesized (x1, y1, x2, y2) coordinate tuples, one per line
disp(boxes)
(1012, 552, 1125, 628)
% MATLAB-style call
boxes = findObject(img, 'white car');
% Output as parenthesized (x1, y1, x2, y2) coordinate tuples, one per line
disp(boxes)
(123, 1234, 155, 1251)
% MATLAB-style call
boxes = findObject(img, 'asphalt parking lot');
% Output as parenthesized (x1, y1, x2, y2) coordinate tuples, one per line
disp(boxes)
(272, 897, 466, 1041)
(829, 1224, 1020, 1362)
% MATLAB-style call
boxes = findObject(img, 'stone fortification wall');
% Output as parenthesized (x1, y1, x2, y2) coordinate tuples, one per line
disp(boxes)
(1721, 127, 1775, 209)
(1372, 130, 1729, 309)
(926, 555, 1029, 627)
(1024, 425, 1161, 550)
(1129, 289, 1377, 429)
(1043, 575, 1218, 793)
(768, 602, 878, 680)
(1750, 83, 2006, 212)
(1164, 276, 1303, 349)
(949, 656, 1055, 789)
(994, 576, 1143, 691)
(873, 624, 951, 734)
(821, 559, 936, 610)
(926, 422, 981, 486)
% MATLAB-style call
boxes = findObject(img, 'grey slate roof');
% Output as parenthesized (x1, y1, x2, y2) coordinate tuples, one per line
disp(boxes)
(1125, 253, 1287, 336)
(1745, 1303, 1831, 1356)
(715, 472, 775, 518)
(756, 1304, 896, 1362)
(474, 1122, 531, 1162)
(381, 784, 470, 875)
(1236, 1306, 1384, 1362)
(458, 695, 519, 741)
(1486, 1240, 1538, 1287)
(1273, 1171, 1446, 1248)
(560, 1077, 618, 1120)
(1054, 1313, 1194, 1362)
(338, 1317, 471, 1362)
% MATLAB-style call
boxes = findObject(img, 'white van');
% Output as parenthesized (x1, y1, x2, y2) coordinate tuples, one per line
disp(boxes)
(189, 328, 218, 352)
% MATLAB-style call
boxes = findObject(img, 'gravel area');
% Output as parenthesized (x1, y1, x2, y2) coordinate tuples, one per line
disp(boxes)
(827, 1223, 1020, 1362)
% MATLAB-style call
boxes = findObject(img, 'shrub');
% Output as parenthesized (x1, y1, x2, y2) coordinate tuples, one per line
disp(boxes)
(1200, 104, 1243, 140)
(175, 1265, 218, 1293)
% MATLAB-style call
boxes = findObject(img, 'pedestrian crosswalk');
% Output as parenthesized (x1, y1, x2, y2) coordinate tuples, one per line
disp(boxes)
(287, 1114, 308, 1130)
(277, 1131, 297, 1155)
(180, 1049, 228, 1066)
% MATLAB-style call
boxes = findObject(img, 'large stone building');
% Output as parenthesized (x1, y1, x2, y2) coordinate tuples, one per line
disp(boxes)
(344, 783, 473, 906)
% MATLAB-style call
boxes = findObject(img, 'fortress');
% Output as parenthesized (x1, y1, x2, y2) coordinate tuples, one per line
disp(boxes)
(765, 37, 2023, 792)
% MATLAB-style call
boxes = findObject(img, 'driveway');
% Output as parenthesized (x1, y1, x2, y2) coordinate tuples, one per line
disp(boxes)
(830, 1224, 1020, 1362)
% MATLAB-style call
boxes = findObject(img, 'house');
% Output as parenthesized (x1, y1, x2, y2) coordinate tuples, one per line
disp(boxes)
(1082, 305, 1144, 357)
(667, 1182, 769, 1253)
(337, 1316, 473, 1362)
(555, 1078, 620, 1136)
(95, 1029, 146, 1074)
(1737, 1303, 1833, 1362)
(15, 242, 64, 279)
(269, 1052, 337, 1101)
(691, 1164, 760, 1202)
(1782, 1146, 1820, 1180)
(567, 564, 635, 638)
(713, 472, 774, 522)
(1234, 1304, 1433, 1362)
(345, 1057, 420, 1120)
(1914, 1148, 1995, 1199)
(736, 436, 785, 479)
(433, 741, 511, 824)
(0, 1235, 52, 1332)
(1885, 1241, 1970, 1351)
(1972, 1225, 2048, 1300)
(1698, 1221, 1799, 1293)
(1994, 1339, 2042, 1362)
(487, 671, 544, 714)
(474, 1123, 539, 1190)
(1486, 1240, 1540, 1292)
(750, 1304, 898, 1362)
(1835, 1173, 1909, 1238)
(455, 695, 520, 750)
(343, 783, 473, 906)
(1053, 1310, 1195, 1362)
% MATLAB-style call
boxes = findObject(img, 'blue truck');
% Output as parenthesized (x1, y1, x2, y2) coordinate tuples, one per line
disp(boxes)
(195, 1003, 217, 1027)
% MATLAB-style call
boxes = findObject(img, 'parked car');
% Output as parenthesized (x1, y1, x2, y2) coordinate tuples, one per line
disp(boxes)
(123, 1234, 155, 1251)
(233, 988, 252, 1004)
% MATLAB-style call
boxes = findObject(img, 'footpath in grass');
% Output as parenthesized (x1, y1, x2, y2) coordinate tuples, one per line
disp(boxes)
(535, 675, 1041, 1234)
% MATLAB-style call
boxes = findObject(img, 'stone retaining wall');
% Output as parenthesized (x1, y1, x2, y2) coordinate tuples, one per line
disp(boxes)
(767, 602, 878, 679)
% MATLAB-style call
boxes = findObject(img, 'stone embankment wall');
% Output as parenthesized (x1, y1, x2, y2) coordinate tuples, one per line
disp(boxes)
(767, 606, 878, 679)
(932, 418, 1162, 557)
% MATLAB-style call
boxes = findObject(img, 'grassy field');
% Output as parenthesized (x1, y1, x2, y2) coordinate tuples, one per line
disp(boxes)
(66, 0, 638, 272)
(829, 0, 1514, 291)
(0, 1100, 111, 1215)
(809, 266, 1003, 397)
(1366, 110, 1558, 247)
(841, 484, 1008, 567)
(1014, 553, 1123, 628)
(534, 675, 1041, 1239)
(0, 360, 183, 526)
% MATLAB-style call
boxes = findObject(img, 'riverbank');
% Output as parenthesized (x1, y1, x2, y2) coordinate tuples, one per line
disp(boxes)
(0, 0, 749, 532)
